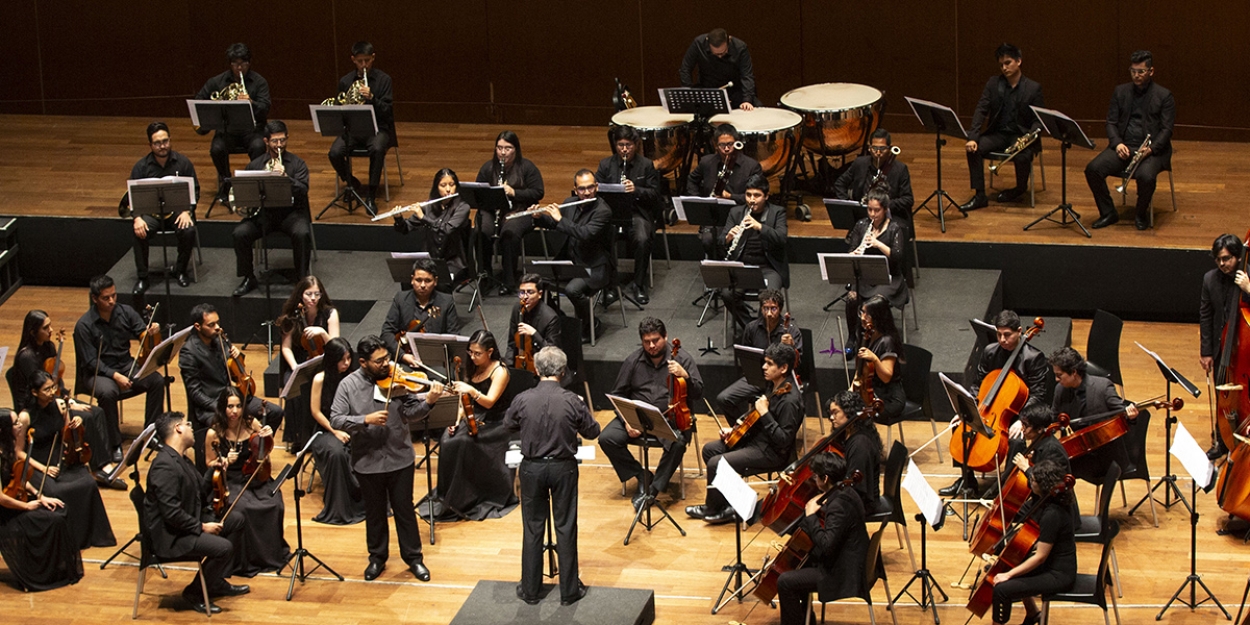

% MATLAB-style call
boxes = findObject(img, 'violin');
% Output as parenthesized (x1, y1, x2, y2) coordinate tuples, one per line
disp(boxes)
(242, 431, 273, 482)
(43, 329, 68, 391)
(949, 318, 1044, 473)
(396, 306, 441, 358)
(3, 429, 36, 503)
(852, 325, 884, 418)
(219, 332, 256, 399)
(135, 303, 161, 369)
(296, 303, 326, 358)
(209, 465, 230, 517)
(667, 339, 693, 432)
(1059, 397, 1182, 461)
(722, 382, 793, 449)
(58, 397, 91, 468)
(759, 409, 869, 534)
(454, 356, 478, 437)
(782, 312, 802, 386)
(375, 364, 431, 396)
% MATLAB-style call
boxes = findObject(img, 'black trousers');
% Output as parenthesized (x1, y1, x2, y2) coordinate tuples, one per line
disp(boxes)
(209, 132, 265, 182)
(476, 211, 534, 289)
(992, 568, 1074, 624)
(356, 464, 422, 566)
(328, 130, 391, 188)
(518, 458, 581, 601)
(967, 132, 1033, 192)
(561, 266, 610, 335)
(175, 513, 244, 597)
(777, 567, 822, 625)
(717, 377, 762, 423)
(232, 207, 312, 279)
(598, 419, 689, 493)
(133, 214, 196, 278)
(701, 439, 786, 511)
(721, 266, 782, 333)
(1084, 148, 1167, 219)
(627, 211, 655, 288)
(88, 372, 166, 439)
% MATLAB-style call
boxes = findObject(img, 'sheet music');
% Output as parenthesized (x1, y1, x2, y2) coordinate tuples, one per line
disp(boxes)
(902, 459, 945, 528)
(1171, 423, 1215, 489)
(460, 181, 505, 190)
(233, 170, 286, 178)
(391, 252, 431, 260)
(280, 354, 324, 400)
(135, 325, 193, 380)
(671, 196, 735, 222)
(712, 460, 759, 523)
(128, 176, 196, 207)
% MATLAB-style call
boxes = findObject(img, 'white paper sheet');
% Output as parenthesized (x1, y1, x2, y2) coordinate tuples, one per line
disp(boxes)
(711, 458, 758, 523)
(1170, 422, 1214, 489)
(902, 459, 945, 528)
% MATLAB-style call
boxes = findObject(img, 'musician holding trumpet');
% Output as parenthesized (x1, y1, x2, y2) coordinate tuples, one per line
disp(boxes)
(1085, 50, 1175, 230)
(127, 121, 199, 294)
(720, 174, 788, 334)
(327, 42, 394, 215)
(195, 43, 269, 202)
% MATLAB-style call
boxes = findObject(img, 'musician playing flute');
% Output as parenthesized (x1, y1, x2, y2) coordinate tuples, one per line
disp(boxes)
(531, 170, 612, 342)
(327, 41, 394, 215)
(1085, 50, 1175, 230)
(720, 174, 788, 335)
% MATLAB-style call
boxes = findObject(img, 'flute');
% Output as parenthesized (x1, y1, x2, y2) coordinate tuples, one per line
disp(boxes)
(370, 193, 460, 222)
(505, 197, 596, 220)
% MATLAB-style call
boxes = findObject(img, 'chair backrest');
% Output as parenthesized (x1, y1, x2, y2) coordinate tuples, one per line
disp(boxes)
(900, 344, 933, 411)
(1093, 519, 1121, 603)
(1122, 409, 1151, 481)
(505, 367, 539, 401)
(862, 524, 888, 598)
(1086, 309, 1124, 386)
(129, 484, 157, 567)
(882, 441, 907, 523)
(1095, 461, 1122, 532)
(798, 327, 816, 392)
(5, 365, 25, 411)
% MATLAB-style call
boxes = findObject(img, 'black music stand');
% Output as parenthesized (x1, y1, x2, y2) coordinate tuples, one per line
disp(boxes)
(410, 395, 464, 543)
(661, 87, 732, 181)
(279, 354, 323, 404)
(733, 345, 768, 390)
(598, 186, 645, 310)
(940, 372, 1000, 538)
(608, 395, 686, 544)
(893, 461, 949, 623)
(127, 177, 195, 314)
(133, 325, 192, 413)
(460, 181, 512, 306)
(100, 424, 158, 572)
(1156, 428, 1225, 619)
(273, 432, 344, 600)
(817, 252, 889, 313)
(405, 333, 470, 382)
(187, 99, 255, 217)
(823, 198, 867, 232)
(386, 254, 453, 289)
(1131, 342, 1202, 514)
(710, 465, 763, 614)
(1024, 106, 1095, 238)
(698, 261, 765, 346)
(311, 104, 379, 218)
(675, 196, 735, 314)
(905, 97, 968, 233)
(524, 260, 591, 317)
(231, 170, 293, 348)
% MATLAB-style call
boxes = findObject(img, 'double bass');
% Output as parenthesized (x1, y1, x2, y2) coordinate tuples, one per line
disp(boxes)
(949, 318, 1044, 473)
(1213, 229, 1250, 521)
(666, 339, 693, 432)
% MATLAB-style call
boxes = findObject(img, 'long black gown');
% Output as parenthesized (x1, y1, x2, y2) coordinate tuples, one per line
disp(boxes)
(27, 401, 116, 550)
(215, 436, 291, 576)
(310, 381, 366, 525)
(0, 463, 84, 591)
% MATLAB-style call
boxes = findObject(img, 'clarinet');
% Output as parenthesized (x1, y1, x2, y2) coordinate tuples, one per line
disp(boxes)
(495, 159, 509, 232)
(620, 156, 629, 184)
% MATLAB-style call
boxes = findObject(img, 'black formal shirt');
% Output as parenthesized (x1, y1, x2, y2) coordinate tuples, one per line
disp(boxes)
(178, 334, 233, 426)
(1034, 500, 1077, 578)
(686, 152, 763, 206)
(394, 197, 471, 276)
(723, 202, 789, 286)
(73, 303, 146, 389)
(15, 342, 67, 411)
(971, 341, 1050, 414)
(505, 300, 562, 364)
(534, 196, 613, 270)
(145, 444, 214, 558)
(799, 485, 869, 602)
(740, 316, 802, 354)
(595, 154, 662, 218)
(842, 425, 882, 510)
(504, 379, 601, 459)
(381, 289, 460, 356)
(968, 75, 1044, 143)
(737, 381, 803, 458)
(1199, 268, 1248, 359)
(610, 341, 704, 425)
(1107, 80, 1174, 155)
(679, 34, 759, 108)
(128, 150, 201, 212)
(195, 70, 271, 134)
(832, 155, 914, 221)
(339, 67, 394, 134)
(243, 151, 310, 213)
(476, 157, 545, 210)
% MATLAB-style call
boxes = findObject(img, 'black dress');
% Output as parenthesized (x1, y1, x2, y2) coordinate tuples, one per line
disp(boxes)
(310, 379, 366, 525)
(214, 435, 291, 576)
(863, 333, 906, 423)
(424, 363, 519, 521)
(26, 401, 115, 550)
(0, 462, 84, 591)
(282, 307, 332, 448)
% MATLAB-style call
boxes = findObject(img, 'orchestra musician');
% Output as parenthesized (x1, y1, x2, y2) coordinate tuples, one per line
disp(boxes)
(505, 273, 562, 367)
(277, 276, 339, 450)
(843, 190, 907, 353)
(73, 274, 167, 431)
(775, 452, 869, 625)
(532, 170, 613, 343)
(1086, 50, 1176, 230)
(329, 336, 444, 582)
(204, 387, 290, 576)
(827, 391, 883, 512)
(959, 43, 1045, 213)
(20, 371, 116, 550)
(179, 303, 284, 471)
(715, 289, 799, 422)
(307, 337, 366, 525)
(1049, 347, 1136, 483)
(1199, 233, 1250, 460)
(231, 120, 313, 296)
(833, 128, 914, 228)
(327, 41, 394, 215)
(687, 124, 763, 206)
(475, 131, 545, 295)
(721, 174, 788, 334)
(688, 342, 802, 524)
(13, 309, 122, 487)
(127, 121, 198, 294)
(195, 43, 269, 202)
(505, 346, 601, 606)
(1009, 404, 1072, 481)
(939, 310, 1048, 498)
(145, 411, 249, 615)
(988, 459, 1077, 625)
(853, 295, 906, 428)
(0, 408, 83, 591)
(595, 125, 662, 304)
(600, 317, 703, 510)
(382, 258, 461, 368)
(679, 28, 759, 110)
(393, 168, 471, 286)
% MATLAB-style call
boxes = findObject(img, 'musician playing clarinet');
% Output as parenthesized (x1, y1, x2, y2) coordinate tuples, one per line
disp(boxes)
(843, 191, 906, 354)
(532, 170, 612, 343)
(720, 174, 788, 336)
(1200, 233, 1250, 460)
(475, 131, 544, 295)
(1086, 50, 1175, 230)
(596, 126, 661, 304)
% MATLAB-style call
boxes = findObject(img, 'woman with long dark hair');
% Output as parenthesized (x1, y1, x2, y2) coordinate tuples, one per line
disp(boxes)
(307, 337, 365, 525)
(475, 130, 545, 294)
(278, 275, 340, 450)
(827, 390, 885, 513)
(854, 294, 906, 425)
(394, 168, 472, 286)
(844, 189, 907, 348)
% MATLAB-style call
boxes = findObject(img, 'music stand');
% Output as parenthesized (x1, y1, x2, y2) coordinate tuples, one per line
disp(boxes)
(674, 196, 735, 314)
(100, 424, 158, 572)
(404, 332, 470, 381)
(732, 345, 768, 390)
(698, 261, 766, 345)
(311, 104, 379, 218)
(607, 395, 686, 544)
(524, 260, 591, 316)
(386, 253, 452, 290)
(597, 187, 645, 309)
(817, 252, 890, 313)
(134, 325, 192, 383)
(1156, 423, 1226, 619)
(272, 432, 344, 599)
(187, 99, 255, 217)
(940, 373, 1000, 537)
(895, 460, 949, 622)
(823, 198, 867, 232)
(905, 97, 968, 233)
(460, 181, 513, 305)
(280, 354, 323, 403)
(1024, 106, 1096, 237)
(127, 177, 196, 316)
(232, 170, 293, 347)
(661, 87, 731, 172)
(410, 395, 464, 543)
(1131, 342, 1203, 513)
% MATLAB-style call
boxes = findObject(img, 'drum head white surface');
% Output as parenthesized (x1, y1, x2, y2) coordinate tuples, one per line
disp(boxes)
(709, 107, 802, 132)
(780, 83, 883, 112)
(610, 106, 693, 129)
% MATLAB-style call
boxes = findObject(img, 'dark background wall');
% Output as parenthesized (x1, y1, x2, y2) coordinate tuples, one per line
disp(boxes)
(2, 0, 1245, 140)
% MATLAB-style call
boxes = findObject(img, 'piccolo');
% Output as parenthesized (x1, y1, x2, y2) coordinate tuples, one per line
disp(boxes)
(505, 197, 596, 220)
(370, 193, 460, 221)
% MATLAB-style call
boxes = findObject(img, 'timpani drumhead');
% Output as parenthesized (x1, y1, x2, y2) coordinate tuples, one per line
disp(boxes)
(710, 107, 803, 133)
(780, 83, 883, 112)
(610, 106, 694, 130)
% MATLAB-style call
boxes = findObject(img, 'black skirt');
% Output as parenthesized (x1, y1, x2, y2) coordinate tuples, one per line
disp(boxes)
(33, 464, 116, 549)
(419, 420, 519, 521)
(0, 506, 84, 591)
(224, 473, 291, 576)
(309, 433, 366, 525)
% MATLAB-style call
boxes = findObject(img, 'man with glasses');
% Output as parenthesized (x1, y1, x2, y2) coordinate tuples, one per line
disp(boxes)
(679, 27, 759, 111)
(1085, 50, 1176, 230)
(715, 288, 800, 422)
(721, 174, 789, 334)
(596, 126, 661, 304)
(505, 273, 562, 370)
(127, 121, 199, 294)
(1200, 234, 1249, 460)
(687, 124, 763, 259)
(194, 43, 270, 203)
(382, 258, 461, 369)
(833, 128, 914, 228)
(533, 170, 612, 343)
(327, 41, 394, 215)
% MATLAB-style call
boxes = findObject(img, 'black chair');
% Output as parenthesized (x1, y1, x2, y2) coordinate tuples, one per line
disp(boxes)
(619, 434, 688, 500)
(796, 327, 824, 450)
(807, 522, 899, 625)
(1115, 156, 1176, 228)
(864, 441, 916, 572)
(5, 365, 24, 411)
(1121, 410, 1157, 527)
(1040, 519, 1122, 625)
(555, 313, 592, 407)
(332, 132, 404, 202)
(900, 344, 943, 463)
(1077, 462, 1123, 598)
(130, 485, 211, 620)
(1084, 310, 1124, 387)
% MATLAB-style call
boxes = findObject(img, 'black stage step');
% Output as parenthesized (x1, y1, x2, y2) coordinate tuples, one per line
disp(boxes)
(450, 580, 654, 625)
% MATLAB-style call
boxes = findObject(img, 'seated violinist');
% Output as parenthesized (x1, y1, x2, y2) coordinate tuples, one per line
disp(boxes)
(1049, 347, 1136, 482)
(688, 342, 801, 524)
(775, 452, 870, 625)
(826, 390, 883, 513)
(504, 274, 562, 371)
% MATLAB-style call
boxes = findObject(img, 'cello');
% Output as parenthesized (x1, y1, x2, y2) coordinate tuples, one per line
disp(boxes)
(949, 318, 1045, 473)
(666, 339, 693, 432)
(759, 408, 870, 534)
(1216, 419, 1250, 520)
(1059, 397, 1182, 461)
(1213, 227, 1250, 454)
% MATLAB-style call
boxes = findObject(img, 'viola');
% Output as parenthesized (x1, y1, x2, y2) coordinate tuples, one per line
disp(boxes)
(853, 326, 884, 417)
(209, 466, 230, 517)
(3, 431, 36, 503)
(1059, 397, 1182, 461)
(722, 382, 792, 449)
(242, 431, 274, 482)
(220, 332, 256, 399)
(135, 303, 161, 368)
(58, 399, 91, 468)
(454, 356, 478, 437)
(43, 329, 68, 391)
(376, 364, 431, 396)
(1214, 229, 1250, 453)
(296, 303, 326, 358)
(758, 411, 867, 534)
(949, 318, 1044, 473)
(667, 338, 693, 432)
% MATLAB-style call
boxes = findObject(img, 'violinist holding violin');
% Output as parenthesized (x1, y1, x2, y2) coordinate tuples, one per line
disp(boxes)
(382, 259, 460, 369)
(827, 390, 884, 512)
(204, 386, 290, 576)
(1050, 347, 1135, 482)
(775, 452, 870, 625)
(505, 274, 561, 371)
(278, 276, 339, 449)
(1199, 233, 1250, 460)
(715, 289, 800, 422)
(854, 295, 906, 425)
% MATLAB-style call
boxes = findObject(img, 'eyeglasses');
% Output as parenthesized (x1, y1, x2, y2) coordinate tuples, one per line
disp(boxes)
(150, 139, 171, 147)
(367, 355, 389, 366)
(717, 141, 736, 148)
(518, 289, 539, 296)
(1129, 68, 1150, 76)
(868, 146, 890, 153)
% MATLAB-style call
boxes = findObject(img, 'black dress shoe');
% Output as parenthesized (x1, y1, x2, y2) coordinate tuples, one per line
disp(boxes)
(631, 491, 648, 511)
(685, 504, 714, 519)
(95, 470, 127, 490)
(497, 285, 515, 296)
(601, 288, 620, 307)
(364, 195, 378, 218)
(213, 584, 250, 597)
(959, 192, 988, 214)
(703, 508, 736, 525)
(1091, 214, 1118, 229)
(635, 284, 650, 305)
(1208, 439, 1230, 461)
(232, 275, 258, 297)
(348, 175, 363, 191)
(410, 561, 430, 582)
(516, 584, 540, 605)
(176, 273, 191, 288)
(995, 187, 1026, 203)
(937, 477, 964, 497)
(112, 447, 123, 464)
(132, 279, 149, 295)
(182, 594, 221, 614)
(364, 562, 384, 581)
(561, 583, 588, 606)
(1135, 215, 1150, 230)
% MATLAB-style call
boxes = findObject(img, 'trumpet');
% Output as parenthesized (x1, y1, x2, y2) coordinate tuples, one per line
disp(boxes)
(989, 129, 1041, 173)
(506, 198, 596, 221)
(371, 193, 460, 222)
(1116, 135, 1152, 194)
(725, 209, 752, 260)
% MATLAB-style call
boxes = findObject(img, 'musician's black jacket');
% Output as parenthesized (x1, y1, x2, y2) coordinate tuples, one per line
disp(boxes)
(1200, 268, 1250, 359)
(338, 67, 394, 134)
(686, 152, 763, 206)
(195, 70, 271, 134)
(832, 155, 914, 221)
(967, 75, 1044, 148)
(594, 154, 662, 218)
(1105, 80, 1175, 157)
(178, 333, 233, 427)
(971, 341, 1050, 413)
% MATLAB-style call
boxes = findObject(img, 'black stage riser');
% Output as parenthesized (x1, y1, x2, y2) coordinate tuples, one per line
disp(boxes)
(451, 580, 654, 625)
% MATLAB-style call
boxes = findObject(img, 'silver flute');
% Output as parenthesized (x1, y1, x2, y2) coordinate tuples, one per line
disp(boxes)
(506, 197, 596, 220)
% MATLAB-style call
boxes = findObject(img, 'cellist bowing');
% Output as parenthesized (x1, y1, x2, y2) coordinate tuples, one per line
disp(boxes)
(1050, 347, 1136, 483)
(1199, 233, 1250, 461)
(827, 390, 884, 513)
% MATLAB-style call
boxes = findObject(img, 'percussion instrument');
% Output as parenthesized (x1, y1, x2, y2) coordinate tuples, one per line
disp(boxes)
(709, 107, 802, 178)
(609, 106, 693, 175)
(780, 83, 885, 157)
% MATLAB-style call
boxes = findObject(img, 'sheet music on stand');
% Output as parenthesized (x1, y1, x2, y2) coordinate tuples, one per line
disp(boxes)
(1030, 106, 1096, 150)
(659, 87, 731, 116)
(134, 325, 193, 380)
(405, 332, 470, 374)
(904, 97, 969, 140)
(459, 182, 512, 214)
(526, 260, 592, 281)
(733, 345, 767, 388)
(280, 354, 324, 401)
(939, 372, 994, 438)
(606, 394, 680, 445)
(108, 423, 159, 483)
(308, 104, 378, 140)
(822, 198, 866, 231)
(186, 99, 255, 134)
(816, 253, 890, 286)
(672, 196, 734, 223)
(128, 177, 197, 210)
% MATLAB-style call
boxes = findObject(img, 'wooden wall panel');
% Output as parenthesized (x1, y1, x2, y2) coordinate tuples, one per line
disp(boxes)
(0, 1, 45, 115)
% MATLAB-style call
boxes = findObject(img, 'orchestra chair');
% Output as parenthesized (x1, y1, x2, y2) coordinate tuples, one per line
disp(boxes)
(1114, 157, 1176, 228)
(618, 434, 688, 500)
(1120, 410, 1158, 527)
(865, 441, 916, 572)
(253, 226, 319, 273)
(587, 231, 629, 347)
(332, 134, 403, 203)
(1084, 309, 1124, 388)
(795, 327, 824, 451)
(1079, 462, 1123, 598)
(205, 145, 253, 219)
(900, 344, 943, 463)
(1039, 519, 1122, 625)
(987, 147, 1046, 207)
(806, 522, 899, 625)
(556, 314, 593, 407)
(129, 484, 212, 620)
(149, 227, 205, 283)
